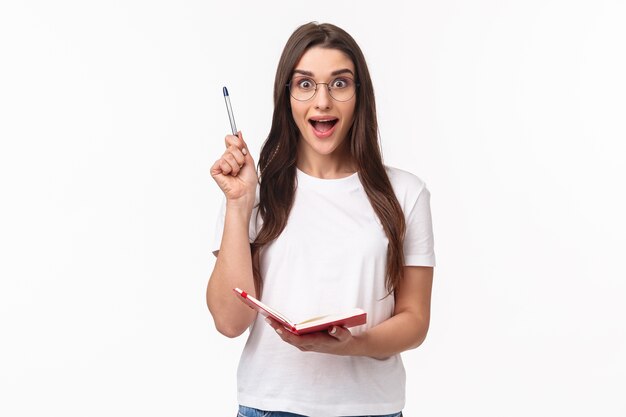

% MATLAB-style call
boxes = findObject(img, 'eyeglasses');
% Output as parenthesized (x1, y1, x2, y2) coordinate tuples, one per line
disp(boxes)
(287, 76, 359, 102)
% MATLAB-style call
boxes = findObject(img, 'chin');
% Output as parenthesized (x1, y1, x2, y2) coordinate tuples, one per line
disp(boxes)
(303, 136, 341, 156)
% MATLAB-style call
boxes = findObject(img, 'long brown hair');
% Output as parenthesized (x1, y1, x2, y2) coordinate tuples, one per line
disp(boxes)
(252, 22, 406, 297)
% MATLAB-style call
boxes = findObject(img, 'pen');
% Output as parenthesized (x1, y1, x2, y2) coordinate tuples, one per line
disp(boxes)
(223, 86, 238, 136)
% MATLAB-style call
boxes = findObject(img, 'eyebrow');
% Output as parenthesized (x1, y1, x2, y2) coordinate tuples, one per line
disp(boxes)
(293, 68, 355, 77)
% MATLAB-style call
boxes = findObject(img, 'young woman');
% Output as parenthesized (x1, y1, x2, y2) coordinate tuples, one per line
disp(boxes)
(208, 22, 435, 417)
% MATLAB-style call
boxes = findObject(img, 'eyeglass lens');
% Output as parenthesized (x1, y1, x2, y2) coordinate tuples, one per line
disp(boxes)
(289, 77, 357, 102)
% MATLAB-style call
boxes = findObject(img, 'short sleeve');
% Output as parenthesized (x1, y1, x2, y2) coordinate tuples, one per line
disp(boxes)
(211, 196, 261, 257)
(403, 184, 436, 267)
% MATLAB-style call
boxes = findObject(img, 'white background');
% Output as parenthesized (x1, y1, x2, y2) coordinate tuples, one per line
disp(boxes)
(1, 0, 625, 416)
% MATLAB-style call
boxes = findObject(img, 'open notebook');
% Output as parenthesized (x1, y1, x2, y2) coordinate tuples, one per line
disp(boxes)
(233, 288, 367, 335)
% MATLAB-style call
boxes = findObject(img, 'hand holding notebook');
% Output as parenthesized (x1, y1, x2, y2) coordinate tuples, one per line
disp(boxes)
(233, 288, 367, 335)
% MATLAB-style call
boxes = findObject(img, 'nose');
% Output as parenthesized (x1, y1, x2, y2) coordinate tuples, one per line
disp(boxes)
(314, 83, 332, 110)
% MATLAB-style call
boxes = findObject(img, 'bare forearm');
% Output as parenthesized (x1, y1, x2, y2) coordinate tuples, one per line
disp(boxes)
(349, 311, 429, 359)
(207, 203, 257, 337)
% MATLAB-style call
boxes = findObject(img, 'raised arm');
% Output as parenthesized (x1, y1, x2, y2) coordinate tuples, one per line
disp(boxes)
(207, 132, 259, 338)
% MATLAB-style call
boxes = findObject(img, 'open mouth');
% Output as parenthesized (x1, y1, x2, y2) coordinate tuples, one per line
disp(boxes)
(309, 118, 338, 133)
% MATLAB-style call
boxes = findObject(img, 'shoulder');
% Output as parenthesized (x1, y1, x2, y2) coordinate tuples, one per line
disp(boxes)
(384, 165, 428, 203)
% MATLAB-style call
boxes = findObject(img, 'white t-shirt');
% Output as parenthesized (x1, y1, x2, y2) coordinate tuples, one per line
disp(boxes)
(212, 166, 435, 417)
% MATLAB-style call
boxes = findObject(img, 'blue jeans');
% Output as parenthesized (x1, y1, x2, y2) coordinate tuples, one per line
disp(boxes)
(237, 405, 402, 417)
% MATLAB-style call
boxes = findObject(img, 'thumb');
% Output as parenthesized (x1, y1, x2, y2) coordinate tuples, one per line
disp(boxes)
(328, 326, 350, 341)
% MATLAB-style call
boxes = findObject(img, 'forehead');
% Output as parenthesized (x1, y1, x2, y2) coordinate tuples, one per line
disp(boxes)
(293, 46, 355, 76)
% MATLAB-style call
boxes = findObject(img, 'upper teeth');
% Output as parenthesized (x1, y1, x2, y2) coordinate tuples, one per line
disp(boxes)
(315, 119, 334, 122)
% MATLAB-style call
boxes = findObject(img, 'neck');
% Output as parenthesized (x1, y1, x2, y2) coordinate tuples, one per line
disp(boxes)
(296, 143, 357, 179)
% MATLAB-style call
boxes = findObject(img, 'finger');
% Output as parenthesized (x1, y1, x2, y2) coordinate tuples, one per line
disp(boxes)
(265, 317, 290, 333)
(224, 133, 252, 166)
(226, 145, 245, 167)
(265, 317, 298, 343)
(277, 330, 303, 348)
(210, 159, 223, 177)
(219, 159, 233, 175)
(264, 317, 282, 332)
(230, 131, 251, 160)
(224, 134, 241, 149)
(222, 153, 241, 176)
(327, 326, 351, 342)
(225, 132, 247, 151)
(236, 131, 245, 147)
(238, 131, 251, 158)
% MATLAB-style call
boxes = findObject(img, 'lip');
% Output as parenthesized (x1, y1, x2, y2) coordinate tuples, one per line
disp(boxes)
(308, 116, 339, 139)
(309, 115, 339, 122)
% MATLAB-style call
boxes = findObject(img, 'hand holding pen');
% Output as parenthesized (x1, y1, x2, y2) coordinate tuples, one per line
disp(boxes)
(210, 87, 258, 204)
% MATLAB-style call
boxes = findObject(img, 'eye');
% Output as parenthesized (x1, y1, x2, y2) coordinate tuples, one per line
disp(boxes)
(331, 78, 350, 89)
(296, 78, 315, 90)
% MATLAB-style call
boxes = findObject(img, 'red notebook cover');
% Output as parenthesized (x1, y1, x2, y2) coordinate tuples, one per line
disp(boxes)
(233, 288, 366, 335)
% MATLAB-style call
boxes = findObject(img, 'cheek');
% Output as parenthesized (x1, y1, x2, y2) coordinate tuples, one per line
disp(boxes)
(290, 99, 303, 116)
(342, 106, 356, 130)
(290, 103, 309, 138)
(291, 104, 306, 126)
